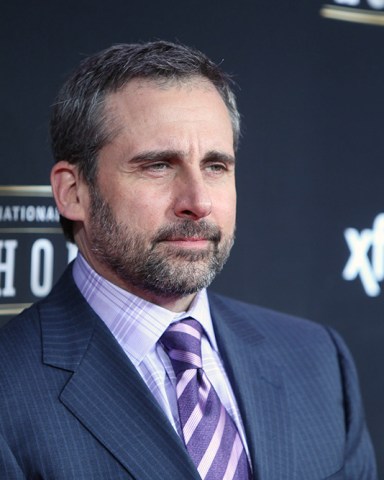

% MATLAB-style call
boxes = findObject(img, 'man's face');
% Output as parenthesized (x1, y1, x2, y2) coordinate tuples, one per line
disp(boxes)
(80, 78, 236, 309)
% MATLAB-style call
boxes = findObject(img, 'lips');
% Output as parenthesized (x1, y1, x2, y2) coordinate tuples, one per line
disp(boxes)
(163, 236, 209, 242)
(155, 220, 221, 244)
(160, 237, 211, 249)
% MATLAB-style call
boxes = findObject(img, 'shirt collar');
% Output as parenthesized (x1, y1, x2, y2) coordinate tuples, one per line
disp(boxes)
(72, 254, 218, 365)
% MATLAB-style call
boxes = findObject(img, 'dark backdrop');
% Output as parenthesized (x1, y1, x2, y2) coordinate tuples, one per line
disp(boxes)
(1, 0, 383, 474)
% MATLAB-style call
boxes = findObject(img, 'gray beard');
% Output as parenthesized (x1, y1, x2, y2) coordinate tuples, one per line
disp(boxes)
(88, 186, 234, 298)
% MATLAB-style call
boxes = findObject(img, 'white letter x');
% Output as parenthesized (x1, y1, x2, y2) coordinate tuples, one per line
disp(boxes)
(342, 228, 380, 297)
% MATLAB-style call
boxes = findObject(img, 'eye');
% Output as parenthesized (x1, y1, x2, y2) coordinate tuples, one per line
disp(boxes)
(205, 162, 228, 173)
(143, 162, 171, 175)
(145, 162, 171, 172)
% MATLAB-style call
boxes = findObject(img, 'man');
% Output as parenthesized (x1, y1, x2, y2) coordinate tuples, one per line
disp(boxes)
(0, 41, 377, 479)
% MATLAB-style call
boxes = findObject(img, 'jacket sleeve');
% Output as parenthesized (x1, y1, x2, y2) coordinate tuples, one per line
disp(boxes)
(327, 328, 378, 479)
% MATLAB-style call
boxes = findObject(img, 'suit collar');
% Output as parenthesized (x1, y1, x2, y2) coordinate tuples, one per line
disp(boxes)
(41, 265, 96, 370)
(208, 292, 296, 478)
(40, 266, 199, 479)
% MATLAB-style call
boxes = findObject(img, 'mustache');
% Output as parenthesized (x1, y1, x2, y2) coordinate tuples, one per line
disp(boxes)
(154, 220, 222, 243)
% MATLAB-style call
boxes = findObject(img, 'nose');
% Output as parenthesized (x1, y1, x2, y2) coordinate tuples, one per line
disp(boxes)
(173, 173, 212, 221)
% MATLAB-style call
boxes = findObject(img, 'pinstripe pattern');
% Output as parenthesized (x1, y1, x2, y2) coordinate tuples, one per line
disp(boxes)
(161, 319, 251, 480)
(72, 253, 250, 451)
(0, 265, 378, 478)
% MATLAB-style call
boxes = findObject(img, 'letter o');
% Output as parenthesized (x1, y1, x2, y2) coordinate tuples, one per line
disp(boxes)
(30, 239, 54, 297)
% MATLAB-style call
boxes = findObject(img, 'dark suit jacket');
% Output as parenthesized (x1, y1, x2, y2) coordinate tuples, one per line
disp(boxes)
(0, 266, 377, 479)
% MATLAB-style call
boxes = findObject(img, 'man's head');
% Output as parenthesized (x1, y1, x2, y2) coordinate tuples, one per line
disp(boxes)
(50, 41, 239, 310)
(50, 40, 240, 242)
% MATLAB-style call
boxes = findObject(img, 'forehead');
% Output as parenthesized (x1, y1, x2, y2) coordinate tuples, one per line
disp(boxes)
(104, 77, 228, 120)
(102, 78, 234, 150)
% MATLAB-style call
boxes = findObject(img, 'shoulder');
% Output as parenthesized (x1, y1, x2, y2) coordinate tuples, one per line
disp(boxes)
(207, 291, 357, 375)
(208, 290, 335, 344)
(0, 264, 80, 362)
(208, 290, 362, 402)
(0, 302, 41, 347)
(0, 303, 44, 389)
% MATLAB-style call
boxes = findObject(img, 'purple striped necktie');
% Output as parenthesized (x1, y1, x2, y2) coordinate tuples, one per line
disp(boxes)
(161, 318, 252, 480)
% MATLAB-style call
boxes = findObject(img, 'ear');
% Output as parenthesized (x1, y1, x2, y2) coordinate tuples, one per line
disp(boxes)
(50, 161, 89, 222)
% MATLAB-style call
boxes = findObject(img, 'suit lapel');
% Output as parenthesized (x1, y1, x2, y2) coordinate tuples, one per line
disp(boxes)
(40, 266, 296, 478)
(209, 293, 296, 479)
(41, 267, 199, 480)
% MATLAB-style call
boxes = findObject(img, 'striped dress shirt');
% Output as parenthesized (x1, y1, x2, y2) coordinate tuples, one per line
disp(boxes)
(72, 253, 249, 457)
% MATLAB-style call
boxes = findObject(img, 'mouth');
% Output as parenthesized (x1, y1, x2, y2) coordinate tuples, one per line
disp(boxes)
(160, 237, 211, 249)
(154, 220, 222, 249)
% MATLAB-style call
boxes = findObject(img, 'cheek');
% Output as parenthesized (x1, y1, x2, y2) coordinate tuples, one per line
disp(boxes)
(113, 192, 169, 230)
(215, 190, 237, 228)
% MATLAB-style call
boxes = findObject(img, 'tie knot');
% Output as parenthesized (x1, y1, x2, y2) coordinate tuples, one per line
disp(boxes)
(161, 319, 203, 376)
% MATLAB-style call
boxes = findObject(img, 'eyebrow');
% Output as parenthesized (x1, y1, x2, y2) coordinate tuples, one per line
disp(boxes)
(129, 149, 236, 165)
